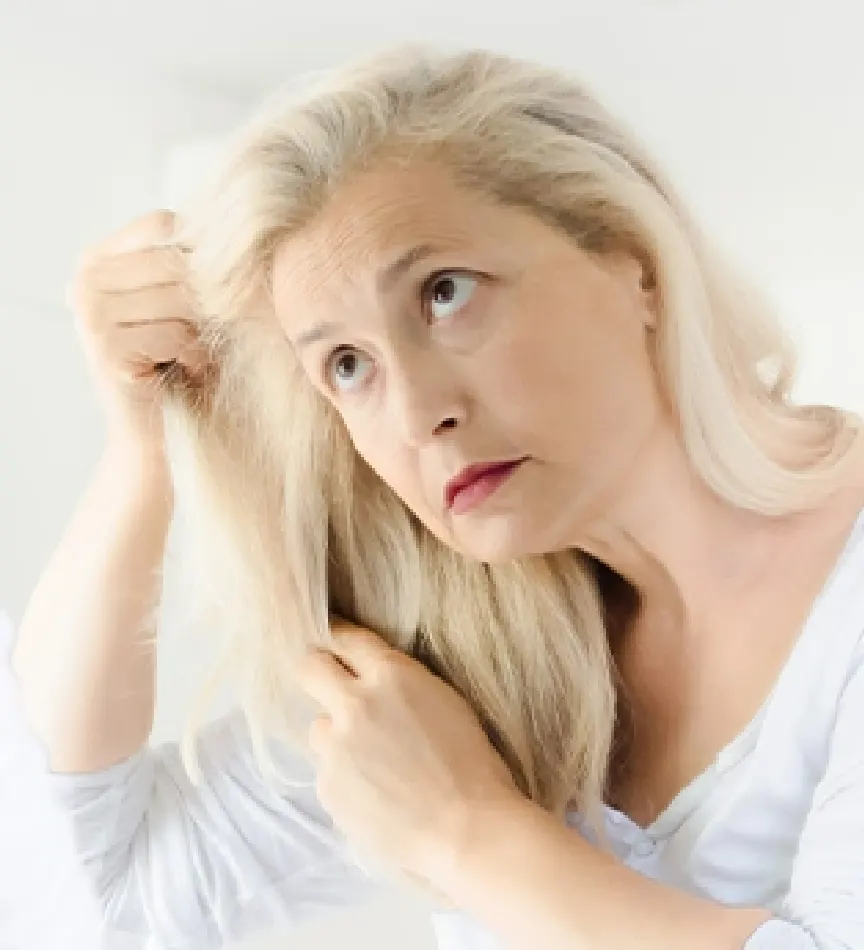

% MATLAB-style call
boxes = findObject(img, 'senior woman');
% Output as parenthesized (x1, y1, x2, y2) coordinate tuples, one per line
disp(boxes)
(11, 46, 864, 950)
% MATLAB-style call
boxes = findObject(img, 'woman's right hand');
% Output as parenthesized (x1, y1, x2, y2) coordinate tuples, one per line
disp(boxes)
(67, 209, 210, 455)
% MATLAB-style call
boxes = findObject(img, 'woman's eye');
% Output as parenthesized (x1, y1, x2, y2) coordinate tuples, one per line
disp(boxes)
(326, 347, 373, 392)
(424, 272, 478, 322)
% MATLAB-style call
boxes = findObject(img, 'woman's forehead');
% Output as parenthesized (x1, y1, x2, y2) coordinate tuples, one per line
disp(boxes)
(283, 165, 484, 256)
(270, 162, 554, 309)
(271, 168, 499, 303)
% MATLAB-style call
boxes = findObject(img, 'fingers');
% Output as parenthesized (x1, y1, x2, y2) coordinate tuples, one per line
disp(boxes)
(83, 244, 190, 295)
(328, 622, 398, 679)
(68, 209, 209, 443)
(83, 209, 180, 259)
(103, 320, 209, 378)
(295, 648, 360, 713)
(82, 278, 190, 325)
(72, 260, 209, 376)
(294, 624, 407, 725)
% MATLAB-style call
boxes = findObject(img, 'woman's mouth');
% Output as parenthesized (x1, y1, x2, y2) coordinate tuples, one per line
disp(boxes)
(444, 458, 528, 514)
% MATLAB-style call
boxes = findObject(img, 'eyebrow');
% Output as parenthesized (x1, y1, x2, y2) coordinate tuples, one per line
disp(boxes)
(292, 320, 342, 350)
(376, 243, 439, 295)
(292, 243, 440, 350)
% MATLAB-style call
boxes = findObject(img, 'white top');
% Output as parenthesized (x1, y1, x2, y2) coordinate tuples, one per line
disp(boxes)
(7, 509, 864, 950)
(0, 610, 109, 950)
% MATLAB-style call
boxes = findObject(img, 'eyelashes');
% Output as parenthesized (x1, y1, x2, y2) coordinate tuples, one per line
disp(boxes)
(421, 271, 479, 323)
(322, 268, 483, 394)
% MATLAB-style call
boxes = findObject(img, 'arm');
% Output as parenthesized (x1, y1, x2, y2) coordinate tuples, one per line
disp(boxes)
(432, 800, 768, 950)
(12, 207, 210, 772)
(429, 648, 864, 950)
(11, 443, 172, 772)
(0, 612, 112, 950)
(3, 449, 376, 946)
(29, 708, 378, 947)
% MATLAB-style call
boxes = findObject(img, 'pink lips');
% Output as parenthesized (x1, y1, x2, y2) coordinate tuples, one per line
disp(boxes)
(444, 458, 527, 514)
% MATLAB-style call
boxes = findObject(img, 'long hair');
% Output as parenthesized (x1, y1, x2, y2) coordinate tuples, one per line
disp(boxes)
(160, 45, 863, 831)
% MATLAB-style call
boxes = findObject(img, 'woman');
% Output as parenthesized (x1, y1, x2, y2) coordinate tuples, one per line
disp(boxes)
(11, 46, 864, 950)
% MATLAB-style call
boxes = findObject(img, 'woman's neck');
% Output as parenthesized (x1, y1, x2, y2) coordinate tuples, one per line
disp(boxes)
(572, 425, 814, 632)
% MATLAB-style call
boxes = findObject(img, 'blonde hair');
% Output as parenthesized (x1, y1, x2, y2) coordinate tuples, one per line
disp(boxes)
(162, 46, 862, 833)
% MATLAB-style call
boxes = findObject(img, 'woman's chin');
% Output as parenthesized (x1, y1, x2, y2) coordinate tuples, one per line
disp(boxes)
(445, 516, 554, 565)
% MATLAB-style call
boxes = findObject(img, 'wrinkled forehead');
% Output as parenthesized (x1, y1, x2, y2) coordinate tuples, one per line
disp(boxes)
(269, 162, 517, 320)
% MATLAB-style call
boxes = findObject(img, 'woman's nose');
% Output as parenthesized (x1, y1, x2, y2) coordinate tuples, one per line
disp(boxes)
(386, 355, 467, 448)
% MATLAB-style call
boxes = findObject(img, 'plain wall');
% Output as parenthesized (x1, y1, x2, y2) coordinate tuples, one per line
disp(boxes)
(0, 41, 251, 621)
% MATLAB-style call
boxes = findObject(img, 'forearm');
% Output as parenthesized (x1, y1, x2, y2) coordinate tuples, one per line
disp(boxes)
(430, 798, 771, 950)
(12, 441, 173, 773)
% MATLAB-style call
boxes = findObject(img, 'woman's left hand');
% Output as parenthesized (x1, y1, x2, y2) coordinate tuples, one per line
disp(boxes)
(293, 621, 523, 883)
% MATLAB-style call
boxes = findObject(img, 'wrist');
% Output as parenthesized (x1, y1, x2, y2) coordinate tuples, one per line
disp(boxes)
(101, 439, 174, 508)
(420, 789, 538, 897)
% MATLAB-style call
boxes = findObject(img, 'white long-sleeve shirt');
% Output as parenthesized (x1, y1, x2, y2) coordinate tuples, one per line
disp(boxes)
(0, 610, 112, 950)
(7, 508, 864, 949)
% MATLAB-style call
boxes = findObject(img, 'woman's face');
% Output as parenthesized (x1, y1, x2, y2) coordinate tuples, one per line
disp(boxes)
(271, 162, 665, 562)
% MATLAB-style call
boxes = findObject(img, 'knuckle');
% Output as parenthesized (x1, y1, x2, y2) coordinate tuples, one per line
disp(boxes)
(375, 657, 403, 688)
(69, 253, 97, 292)
(150, 209, 177, 238)
(85, 293, 111, 329)
(343, 690, 370, 721)
(67, 253, 110, 313)
(67, 279, 98, 324)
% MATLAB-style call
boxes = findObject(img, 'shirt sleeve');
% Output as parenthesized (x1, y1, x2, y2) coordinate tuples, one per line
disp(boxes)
(743, 640, 864, 950)
(37, 709, 379, 949)
(0, 612, 111, 949)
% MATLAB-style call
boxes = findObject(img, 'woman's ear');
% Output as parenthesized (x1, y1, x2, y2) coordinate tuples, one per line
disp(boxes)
(602, 250, 657, 330)
(640, 268, 659, 331)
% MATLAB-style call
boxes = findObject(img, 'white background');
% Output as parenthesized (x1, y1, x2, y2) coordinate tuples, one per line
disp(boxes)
(1, 1, 862, 948)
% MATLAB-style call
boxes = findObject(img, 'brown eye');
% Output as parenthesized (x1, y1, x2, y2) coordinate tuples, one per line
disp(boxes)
(425, 272, 477, 322)
(433, 276, 458, 304)
(326, 347, 372, 392)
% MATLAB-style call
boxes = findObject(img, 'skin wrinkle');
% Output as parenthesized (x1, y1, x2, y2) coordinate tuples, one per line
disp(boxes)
(272, 161, 661, 571)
